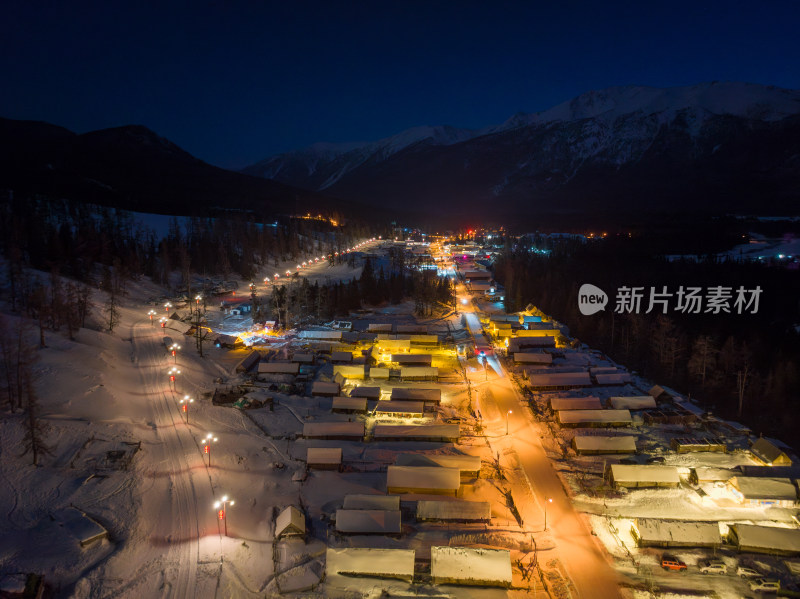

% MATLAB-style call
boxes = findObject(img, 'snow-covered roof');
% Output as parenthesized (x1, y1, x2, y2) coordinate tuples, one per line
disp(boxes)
(517, 328, 557, 337)
(396, 324, 428, 334)
(343, 494, 400, 511)
(558, 409, 632, 425)
(306, 447, 342, 465)
(331, 397, 367, 412)
(333, 365, 366, 378)
(302, 422, 364, 439)
(399, 366, 438, 378)
(367, 323, 393, 332)
(573, 436, 637, 453)
(326, 547, 415, 581)
(291, 353, 314, 363)
(608, 396, 657, 410)
(165, 320, 192, 334)
(374, 424, 459, 442)
(409, 334, 439, 344)
(335, 509, 402, 534)
(311, 381, 340, 395)
(374, 400, 424, 415)
(509, 337, 556, 351)
(729, 476, 798, 500)
(330, 351, 353, 362)
(595, 373, 633, 385)
(692, 467, 736, 482)
(55, 507, 108, 546)
(514, 352, 553, 364)
(387, 465, 461, 492)
(298, 330, 342, 340)
(258, 361, 299, 374)
(391, 354, 432, 364)
(610, 465, 681, 484)
(416, 500, 491, 521)
(390, 388, 441, 402)
(750, 437, 792, 465)
(431, 546, 512, 587)
(395, 453, 481, 473)
(350, 386, 381, 399)
(731, 524, 800, 553)
(550, 397, 603, 411)
(633, 519, 721, 545)
(276, 506, 305, 537)
(529, 372, 592, 388)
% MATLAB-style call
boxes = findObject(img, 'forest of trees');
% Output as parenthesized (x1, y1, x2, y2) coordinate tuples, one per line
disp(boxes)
(494, 235, 800, 446)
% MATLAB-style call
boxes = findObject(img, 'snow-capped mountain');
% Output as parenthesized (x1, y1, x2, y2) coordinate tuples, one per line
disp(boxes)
(244, 82, 800, 221)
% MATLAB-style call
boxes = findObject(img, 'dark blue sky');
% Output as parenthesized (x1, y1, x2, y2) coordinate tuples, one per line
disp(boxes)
(2, 1, 799, 169)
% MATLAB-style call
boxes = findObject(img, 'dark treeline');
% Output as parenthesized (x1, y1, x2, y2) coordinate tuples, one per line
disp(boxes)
(265, 254, 454, 328)
(495, 236, 800, 446)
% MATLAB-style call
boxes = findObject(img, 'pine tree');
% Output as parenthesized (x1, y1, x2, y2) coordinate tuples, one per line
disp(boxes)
(104, 288, 120, 332)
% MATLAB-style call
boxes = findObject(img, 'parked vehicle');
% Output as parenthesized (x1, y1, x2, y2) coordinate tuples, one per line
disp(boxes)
(699, 559, 727, 574)
(647, 456, 666, 464)
(748, 578, 780, 592)
(661, 556, 687, 571)
(737, 566, 761, 578)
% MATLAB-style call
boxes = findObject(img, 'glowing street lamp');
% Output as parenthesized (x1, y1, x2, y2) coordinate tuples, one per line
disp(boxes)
(285, 270, 291, 276)
(214, 495, 234, 536)
(274, 273, 279, 280)
(179, 395, 194, 423)
(544, 497, 553, 531)
(202, 433, 218, 467)
(506, 410, 513, 435)
(168, 366, 180, 391)
(159, 317, 167, 329)
(147, 309, 156, 325)
(164, 302, 172, 313)
(169, 343, 180, 363)
(195, 294, 203, 314)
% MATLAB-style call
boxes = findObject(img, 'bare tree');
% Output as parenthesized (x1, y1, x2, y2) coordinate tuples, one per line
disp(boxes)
(104, 288, 121, 332)
(20, 371, 53, 466)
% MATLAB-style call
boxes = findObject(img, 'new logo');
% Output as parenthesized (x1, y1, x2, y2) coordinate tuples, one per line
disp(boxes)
(578, 284, 608, 315)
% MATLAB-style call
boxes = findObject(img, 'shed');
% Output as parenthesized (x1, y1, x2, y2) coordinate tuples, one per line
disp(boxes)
(528, 372, 591, 389)
(367, 323, 393, 333)
(416, 500, 491, 522)
(399, 366, 438, 380)
(298, 330, 342, 341)
(331, 397, 368, 414)
(302, 422, 364, 440)
(750, 438, 793, 466)
(165, 320, 192, 334)
(431, 546, 512, 587)
(350, 386, 381, 400)
(390, 388, 441, 403)
(311, 381, 340, 397)
(671, 437, 727, 453)
(391, 354, 432, 366)
(330, 351, 353, 363)
(333, 365, 366, 379)
(514, 352, 553, 365)
(609, 465, 681, 488)
(516, 328, 558, 337)
(595, 373, 633, 385)
(572, 435, 637, 455)
(521, 315, 543, 324)
(690, 467, 736, 484)
(550, 397, 603, 411)
(729, 524, 800, 555)
(343, 494, 400, 510)
(462, 270, 492, 280)
(291, 353, 314, 364)
(377, 338, 411, 351)
(648, 385, 673, 400)
(335, 509, 402, 534)
(258, 362, 299, 375)
(558, 409, 633, 427)
(374, 401, 424, 418)
(387, 465, 461, 495)
(631, 519, 721, 548)
(608, 396, 657, 410)
(409, 334, 439, 345)
(326, 547, 415, 582)
(396, 324, 428, 334)
(509, 337, 556, 352)
(727, 476, 797, 507)
(215, 333, 244, 349)
(737, 465, 800, 478)
(235, 350, 261, 373)
(395, 453, 481, 477)
(370, 367, 390, 380)
(275, 506, 305, 537)
(374, 424, 459, 443)
(306, 447, 342, 470)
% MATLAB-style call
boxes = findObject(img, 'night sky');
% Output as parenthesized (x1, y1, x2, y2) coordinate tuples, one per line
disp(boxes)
(2, 1, 799, 169)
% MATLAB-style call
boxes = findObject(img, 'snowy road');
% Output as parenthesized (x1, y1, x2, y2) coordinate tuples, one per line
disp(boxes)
(460, 292, 624, 598)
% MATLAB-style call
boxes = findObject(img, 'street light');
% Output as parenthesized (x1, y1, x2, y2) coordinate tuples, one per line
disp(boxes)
(506, 410, 513, 435)
(164, 302, 172, 313)
(170, 343, 180, 363)
(159, 317, 167, 329)
(147, 310, 156, 325)
(195, 294, 203, 314)
(168, 367, 180, 392)
(544, 497, 553, 531)
(179, 395, 194, 423)
(214, 495, 234, 536)
(202, 433, 218, 467)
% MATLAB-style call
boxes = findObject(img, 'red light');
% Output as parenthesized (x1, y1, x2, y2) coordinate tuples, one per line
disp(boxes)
(204, 445, 209, 454)
(161, 322, 166, 328)
(218, 509, 224, 520)
(170, 375, 175, 382)
(182, 405, 187, 413)
(172, 350, 176, 357)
